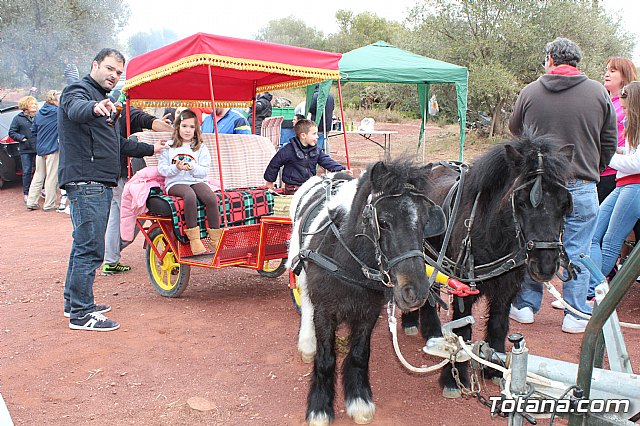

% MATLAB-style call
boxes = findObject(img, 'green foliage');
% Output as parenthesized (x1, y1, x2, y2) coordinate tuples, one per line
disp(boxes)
(326, 10, 408, 53)
(0, 0, 130, 93)
(254, 16, 327, 50)
(127, 29, 179, 58)
(404, 0, 634, 136)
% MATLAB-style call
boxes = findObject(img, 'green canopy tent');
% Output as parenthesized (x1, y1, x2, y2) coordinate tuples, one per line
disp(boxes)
(309, 41, 468, 161)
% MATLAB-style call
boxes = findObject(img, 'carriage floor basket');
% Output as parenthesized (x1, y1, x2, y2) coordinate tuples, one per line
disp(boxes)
(273, 194, 293, 217)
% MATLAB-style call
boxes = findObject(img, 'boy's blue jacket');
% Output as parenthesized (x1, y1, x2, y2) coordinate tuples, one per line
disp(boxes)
(264, 136, 345, 186)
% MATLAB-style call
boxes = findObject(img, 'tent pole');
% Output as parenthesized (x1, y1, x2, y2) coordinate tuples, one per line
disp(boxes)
(337, 80, 351, 170)
(208, 65, 227, 228)
(422, 85, 428, 163)
(251, 81, 257, 135)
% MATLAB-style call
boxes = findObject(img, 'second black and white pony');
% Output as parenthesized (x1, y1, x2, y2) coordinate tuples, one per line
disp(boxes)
(287, 160, 446, 425)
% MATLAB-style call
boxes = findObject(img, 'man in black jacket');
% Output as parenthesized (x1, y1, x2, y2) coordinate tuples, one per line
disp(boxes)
(247, 92, 273, 135)
(58, 48, 167, 331)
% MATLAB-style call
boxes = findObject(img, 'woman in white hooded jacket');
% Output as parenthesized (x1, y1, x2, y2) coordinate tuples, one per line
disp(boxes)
(589, 81, 640, 294)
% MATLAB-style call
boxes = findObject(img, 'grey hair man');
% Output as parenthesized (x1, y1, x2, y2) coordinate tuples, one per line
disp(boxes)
(508, 37, 617, 333)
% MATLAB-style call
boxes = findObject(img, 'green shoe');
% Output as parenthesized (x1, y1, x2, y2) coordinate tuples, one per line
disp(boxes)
(102, 262, 132, 275)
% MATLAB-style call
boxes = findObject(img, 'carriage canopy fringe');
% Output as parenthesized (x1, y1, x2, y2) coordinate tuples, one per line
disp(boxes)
(123, 54, 340, 94)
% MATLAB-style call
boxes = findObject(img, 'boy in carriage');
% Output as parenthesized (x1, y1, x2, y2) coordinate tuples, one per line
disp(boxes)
(263, 118, 347, 194)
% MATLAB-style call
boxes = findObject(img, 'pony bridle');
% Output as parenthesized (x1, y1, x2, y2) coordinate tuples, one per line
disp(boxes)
(359, 184, 430, 287)
(509, 150, 577, 280)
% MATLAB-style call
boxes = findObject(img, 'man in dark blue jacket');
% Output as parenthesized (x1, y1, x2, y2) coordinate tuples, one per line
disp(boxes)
(309, 85, 334, 153)
(264, 119, 346, 194)
(58, 48, 167, 332)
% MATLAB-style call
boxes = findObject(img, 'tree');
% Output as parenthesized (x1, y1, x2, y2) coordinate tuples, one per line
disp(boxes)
(326, 10, 408, 53)
(404, 0, 635, 136)
(127, 29, 179, 58)
(254, 16, 326, 50)
(0, 0, 130, 93)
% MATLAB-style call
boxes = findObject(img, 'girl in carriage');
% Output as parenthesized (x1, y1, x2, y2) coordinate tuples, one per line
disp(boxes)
(158, 109, 223, 255)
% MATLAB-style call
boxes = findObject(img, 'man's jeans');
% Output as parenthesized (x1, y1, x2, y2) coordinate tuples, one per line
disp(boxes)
(104, 178, 135, 265)
(63, 183, 112, 319)
(513, 180, 597, 318)
(317, 133, 328, 153)
(589, 184, 640, 296)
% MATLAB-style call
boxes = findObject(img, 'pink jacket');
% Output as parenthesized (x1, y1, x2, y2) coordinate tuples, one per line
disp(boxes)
(120, 166, 165, 242)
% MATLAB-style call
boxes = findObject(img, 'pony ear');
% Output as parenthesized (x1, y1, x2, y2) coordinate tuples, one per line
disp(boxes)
(369, 161, 388, 189)
(420, 163, 434, 176)
(504, 144, 524, 169)
(559, 144, 575, 162)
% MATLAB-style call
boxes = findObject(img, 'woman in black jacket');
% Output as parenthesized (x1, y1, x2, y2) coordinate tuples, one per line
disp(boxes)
(9, 96, 38, 203)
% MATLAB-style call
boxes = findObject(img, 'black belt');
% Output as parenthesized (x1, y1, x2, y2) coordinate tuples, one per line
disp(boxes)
(566, 179, 592, 185)
(67, 181, 110, 187)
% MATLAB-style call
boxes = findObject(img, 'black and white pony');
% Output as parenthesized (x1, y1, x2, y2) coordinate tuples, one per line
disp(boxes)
(404, 132, 575, 397)
(288, 160, 446, 425)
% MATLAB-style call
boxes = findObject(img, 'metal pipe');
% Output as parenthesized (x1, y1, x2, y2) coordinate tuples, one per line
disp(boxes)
(568, 246, 640, 426)
(508, 334, 528, 426)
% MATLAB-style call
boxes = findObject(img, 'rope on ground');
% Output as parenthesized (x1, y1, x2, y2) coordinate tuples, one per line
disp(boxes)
(387, 315, 449, 373)
(544, 281, 640, 329)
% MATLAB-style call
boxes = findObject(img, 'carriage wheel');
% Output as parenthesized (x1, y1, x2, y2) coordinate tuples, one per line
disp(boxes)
(290, 272, 302, 314)
(145, 227, 191, 298)
(257, 258, 287, 278)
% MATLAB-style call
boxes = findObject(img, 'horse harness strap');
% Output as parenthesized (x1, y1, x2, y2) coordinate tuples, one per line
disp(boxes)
(426, 150, 572, 285)
(294, 182, 431, 292)
(296, 249, 389, 292)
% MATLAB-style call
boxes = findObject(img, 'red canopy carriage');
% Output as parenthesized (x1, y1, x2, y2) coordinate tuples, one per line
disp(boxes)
(122, 33, 346, 301)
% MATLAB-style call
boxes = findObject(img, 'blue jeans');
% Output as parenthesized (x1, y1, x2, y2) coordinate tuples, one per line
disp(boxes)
(20, 153, 35, 195)
(63, 183, 113, 319)
(317, 133, 328, 153)
(589, 184, 640, 296)
(513, 180, 597, 318)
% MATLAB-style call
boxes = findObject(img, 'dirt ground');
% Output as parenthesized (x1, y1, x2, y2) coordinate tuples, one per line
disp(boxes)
(1, 121, 639, 425)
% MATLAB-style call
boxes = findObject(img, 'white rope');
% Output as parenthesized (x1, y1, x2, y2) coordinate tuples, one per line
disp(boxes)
(544, 281, 640, 329)
(386, 303, 449, 373)
(387, 315, 449, 373)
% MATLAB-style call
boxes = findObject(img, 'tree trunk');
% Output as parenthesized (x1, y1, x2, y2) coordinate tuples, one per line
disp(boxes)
(490, 98, 505, 137)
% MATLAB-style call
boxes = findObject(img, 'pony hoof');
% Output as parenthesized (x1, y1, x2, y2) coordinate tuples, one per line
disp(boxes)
(307, 412, 330, 426)
(346, 398, 375, 424)
(300, 351, 314, 364)
(442, 387, 462, 399)
(403, 326, 419, 336)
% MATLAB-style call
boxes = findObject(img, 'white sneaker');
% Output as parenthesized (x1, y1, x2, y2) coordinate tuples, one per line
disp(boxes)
(551, 299, 564, 310)
(562, 314, 588, 334)
(509, 305, 534, 324)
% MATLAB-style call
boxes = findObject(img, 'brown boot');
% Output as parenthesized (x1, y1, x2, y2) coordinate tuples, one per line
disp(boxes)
(185, 226, 207, 255)
(207, 228, 224, 252)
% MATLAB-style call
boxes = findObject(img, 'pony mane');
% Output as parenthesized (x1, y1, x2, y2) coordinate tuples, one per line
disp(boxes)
(365, 158, 434, 195)
(467, 130, 573, 198)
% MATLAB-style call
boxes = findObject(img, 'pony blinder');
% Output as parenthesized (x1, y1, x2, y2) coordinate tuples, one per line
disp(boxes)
(529, 151, 544, 208)
(424, 204, 447, 238)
